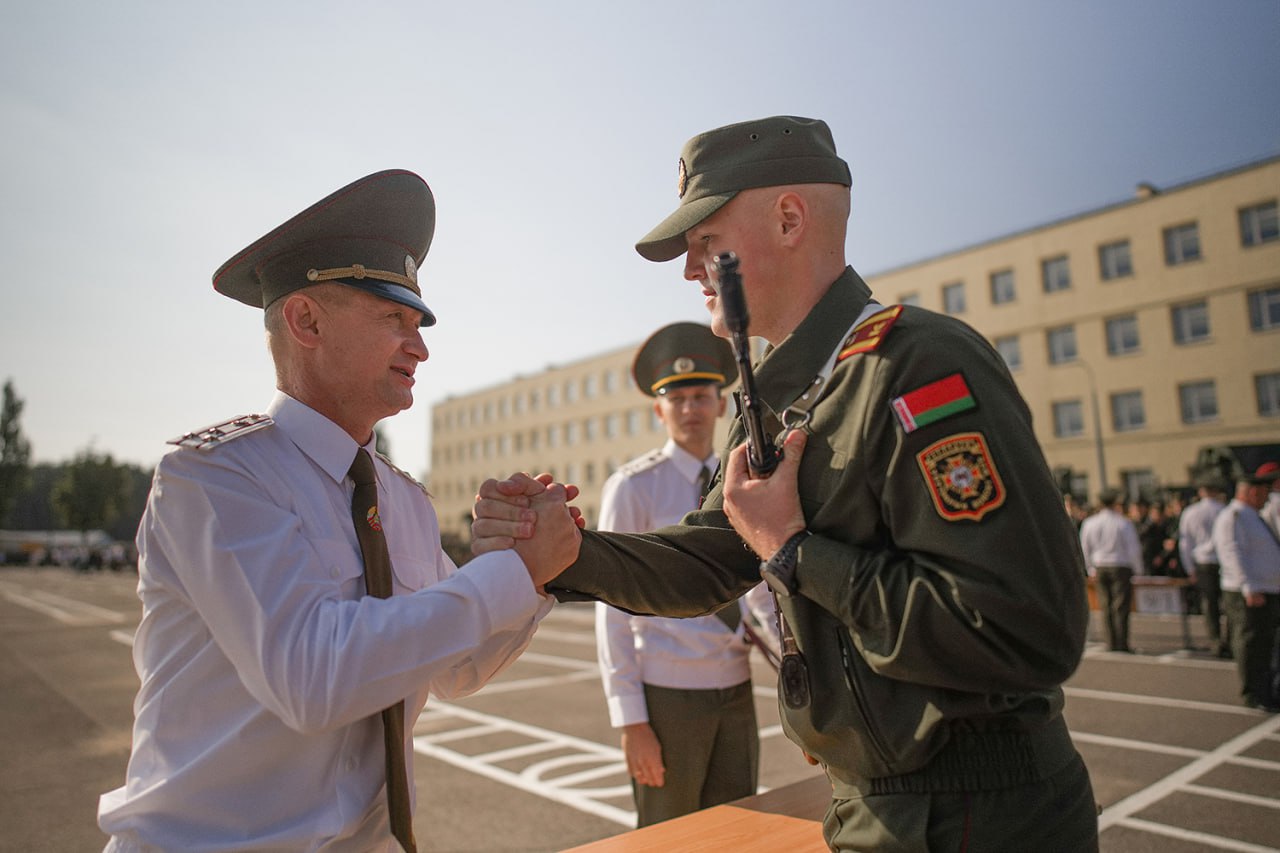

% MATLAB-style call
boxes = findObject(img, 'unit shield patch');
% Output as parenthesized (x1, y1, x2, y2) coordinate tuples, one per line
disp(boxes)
(916, 432, 1006, 521)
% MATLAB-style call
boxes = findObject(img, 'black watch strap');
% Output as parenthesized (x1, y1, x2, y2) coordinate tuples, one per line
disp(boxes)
(761, 530, 810, 596)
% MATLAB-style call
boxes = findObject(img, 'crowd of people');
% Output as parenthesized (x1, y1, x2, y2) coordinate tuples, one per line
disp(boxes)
(1069, 465, 1280, 712)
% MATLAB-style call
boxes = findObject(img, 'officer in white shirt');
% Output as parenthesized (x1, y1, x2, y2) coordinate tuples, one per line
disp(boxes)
(98, 171, 580, 852)
(1257, 461, 1280, 540)
(1213, 467, 1280, 712)
(1079, 489, 1144, 653)
(1179, 476, 1230, 657)
(595, 322, 777, 827)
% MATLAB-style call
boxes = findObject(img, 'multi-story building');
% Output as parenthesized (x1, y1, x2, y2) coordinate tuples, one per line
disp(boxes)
(428, 155, 1280, 537)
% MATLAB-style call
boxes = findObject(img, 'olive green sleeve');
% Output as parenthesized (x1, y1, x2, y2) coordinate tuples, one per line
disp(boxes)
(792, 315, 1089, 694)
(548, 506, 761, 617)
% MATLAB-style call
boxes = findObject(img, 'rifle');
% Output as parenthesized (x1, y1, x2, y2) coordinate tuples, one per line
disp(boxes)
(712, 252, 781, 478)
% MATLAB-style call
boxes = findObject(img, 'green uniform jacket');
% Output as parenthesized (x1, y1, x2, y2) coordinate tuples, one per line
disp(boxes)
(551, 267, 1089, 791)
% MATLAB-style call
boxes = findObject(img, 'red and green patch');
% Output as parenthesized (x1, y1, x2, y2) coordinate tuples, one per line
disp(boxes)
(892, 373, 975, 433)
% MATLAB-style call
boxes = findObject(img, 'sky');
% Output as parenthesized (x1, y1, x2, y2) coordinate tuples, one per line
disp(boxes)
(1, 0, 1277, 481)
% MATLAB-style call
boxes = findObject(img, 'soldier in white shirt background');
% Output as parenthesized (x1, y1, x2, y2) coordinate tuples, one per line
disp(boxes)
(98, 171, 580, 852)
(1179, 476, 1231, 658)
(1079, 488, 1144, 653)
(595, 322, 778, 827)
(1212, 466, 1280, 713)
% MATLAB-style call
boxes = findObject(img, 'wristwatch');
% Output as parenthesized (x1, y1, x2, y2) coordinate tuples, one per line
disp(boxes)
(760, 530, 810, 597)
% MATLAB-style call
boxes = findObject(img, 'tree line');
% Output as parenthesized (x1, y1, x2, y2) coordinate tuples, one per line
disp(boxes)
(0, 380, 153, 543)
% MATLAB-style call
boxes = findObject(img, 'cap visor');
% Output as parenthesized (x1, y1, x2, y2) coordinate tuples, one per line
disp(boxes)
(635, 193, 735, 262)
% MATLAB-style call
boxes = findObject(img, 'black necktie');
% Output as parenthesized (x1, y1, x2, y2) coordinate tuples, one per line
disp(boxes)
(348, 449, 417, 853)
(697, 462, 741, 632)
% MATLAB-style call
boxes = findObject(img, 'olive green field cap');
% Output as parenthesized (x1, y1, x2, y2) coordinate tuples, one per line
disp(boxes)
(212, 169, 438, 326)
(635, 115, 852, 263)
(632, 322, 738, 398)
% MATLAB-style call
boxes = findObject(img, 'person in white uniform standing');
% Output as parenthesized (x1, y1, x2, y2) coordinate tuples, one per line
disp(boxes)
(98, 170, 580, 853)
(595, 322, 776, 827)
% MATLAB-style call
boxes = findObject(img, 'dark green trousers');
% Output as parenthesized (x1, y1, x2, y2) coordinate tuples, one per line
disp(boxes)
(1223, 590, 1280, 707)
(634, 681, 758, 827)
(822, 752, 1098, 852)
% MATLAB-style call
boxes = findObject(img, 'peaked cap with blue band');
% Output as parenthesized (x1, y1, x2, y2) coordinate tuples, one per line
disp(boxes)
(213, 169, 437, 326)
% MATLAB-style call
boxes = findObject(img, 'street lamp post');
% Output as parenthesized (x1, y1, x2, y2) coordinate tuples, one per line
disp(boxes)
(1076, 359, 1108, 493)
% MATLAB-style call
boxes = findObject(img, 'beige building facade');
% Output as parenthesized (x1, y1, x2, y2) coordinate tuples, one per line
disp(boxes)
(428, 156, 1279, 536)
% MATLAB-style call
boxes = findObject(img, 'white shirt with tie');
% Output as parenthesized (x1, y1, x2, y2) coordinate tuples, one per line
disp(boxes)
(99, 391, 553, 852)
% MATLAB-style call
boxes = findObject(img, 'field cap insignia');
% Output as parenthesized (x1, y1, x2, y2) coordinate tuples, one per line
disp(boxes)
(838, 305, 903, 361)
(892, 373, 976, 433)
(916, 432, 1006, 521)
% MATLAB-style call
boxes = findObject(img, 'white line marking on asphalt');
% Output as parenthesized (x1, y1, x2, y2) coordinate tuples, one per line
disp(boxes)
(1071, 731, 1206, 758)
(109, 629, 135, 647)
(0, 583, 128, 625)
(1182, 783, 1280, 811)
(1099, 712, 1280, 832)
(1066, 686, 1263, 716)
(1115, 817, 1279, 852)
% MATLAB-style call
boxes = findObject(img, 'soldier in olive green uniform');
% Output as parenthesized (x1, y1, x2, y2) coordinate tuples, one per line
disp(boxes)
(475, 116, 1098, 851)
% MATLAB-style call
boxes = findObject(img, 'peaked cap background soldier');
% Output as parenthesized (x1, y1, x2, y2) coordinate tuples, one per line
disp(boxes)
(474, 115, 1098, 850)
(595, 322, 778, 827)
(99, 170, 579, 852)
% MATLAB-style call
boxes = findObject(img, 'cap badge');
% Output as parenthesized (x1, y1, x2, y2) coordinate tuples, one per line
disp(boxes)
(673, 356, 695, 375)
(404, 254, 418, 284)
(676, 157, 688, 199)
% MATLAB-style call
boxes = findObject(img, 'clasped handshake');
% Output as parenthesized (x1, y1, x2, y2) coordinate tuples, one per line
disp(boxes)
(469, 430, 810, 595)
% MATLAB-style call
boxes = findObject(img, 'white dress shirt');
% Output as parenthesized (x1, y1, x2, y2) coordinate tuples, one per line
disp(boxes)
(99, 392, 552, 852)
(1178, 496, 1225, 571)
(1078, 508, 1143, 576)
(594, 439, 776, 728)
(1213, 498, 1280, 596)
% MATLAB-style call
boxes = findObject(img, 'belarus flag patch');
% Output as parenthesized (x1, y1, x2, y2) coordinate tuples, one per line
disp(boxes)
(892, 373, 975, 433)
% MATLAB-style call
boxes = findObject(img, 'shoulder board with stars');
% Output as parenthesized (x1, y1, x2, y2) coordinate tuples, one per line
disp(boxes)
(616, 448, 666, 477)
(837, 305, 903, 362)
(375, 451, 430, 497)
(168, 414, 273, 450)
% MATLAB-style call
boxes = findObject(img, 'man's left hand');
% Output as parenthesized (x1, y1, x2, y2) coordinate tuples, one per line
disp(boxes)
(723, 429, 808, 558)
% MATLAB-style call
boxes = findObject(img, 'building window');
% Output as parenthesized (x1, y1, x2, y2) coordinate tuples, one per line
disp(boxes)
(899, 292, 920, 307)
(994, 335, 1021, 371)
(546, 385, 559, 407)
(603, 370, 618, 394)
(627, 409, 641, 436)
(1240, 200, 1279, 247)
(583, 417, 597, 442)
(1122, 469, 1157, 502)
(1047, 325, 1077, 365)
(942, 282, 965, 314)
(1163, 222, 1201, 265)
(546, 425, 557, 448)
(529, 389, 540, 411)
(1105, 314, 1140, 356)
(1171, 301, 1210, 344)
(1248, 286, 1280, 331)
(1179, 380, 1218, 424)
(583, 375, 597, 399)
(1257, 372, 1280, 417)
(1052, 400, 1084, 438)
(604, 413, 619, 438)
(649, 409, 662, 432)
(989, 270, 1015, 305)
(564, 381, 577, 403)
(1099, 240, 1133, 280)
(565, 422, 579, 445)
(1110, 391, 1145, 432)
(1041, 255, 1071, 293)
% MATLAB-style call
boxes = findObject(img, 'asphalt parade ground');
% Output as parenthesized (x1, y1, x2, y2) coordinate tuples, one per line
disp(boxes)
(2, 565, 1279, 852)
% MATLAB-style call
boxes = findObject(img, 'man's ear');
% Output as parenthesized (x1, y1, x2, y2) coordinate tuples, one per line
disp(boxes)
(281, 292, 324, 349)
(775, 191, 807, 245)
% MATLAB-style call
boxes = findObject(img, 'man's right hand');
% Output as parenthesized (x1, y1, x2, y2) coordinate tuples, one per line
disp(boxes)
(472, 473, 583, 556)
(621, 722, 666, 788)
(511, 483, 582, 591)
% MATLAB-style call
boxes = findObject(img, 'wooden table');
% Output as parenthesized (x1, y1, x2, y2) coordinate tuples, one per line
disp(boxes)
(563, 775, 831, 852)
